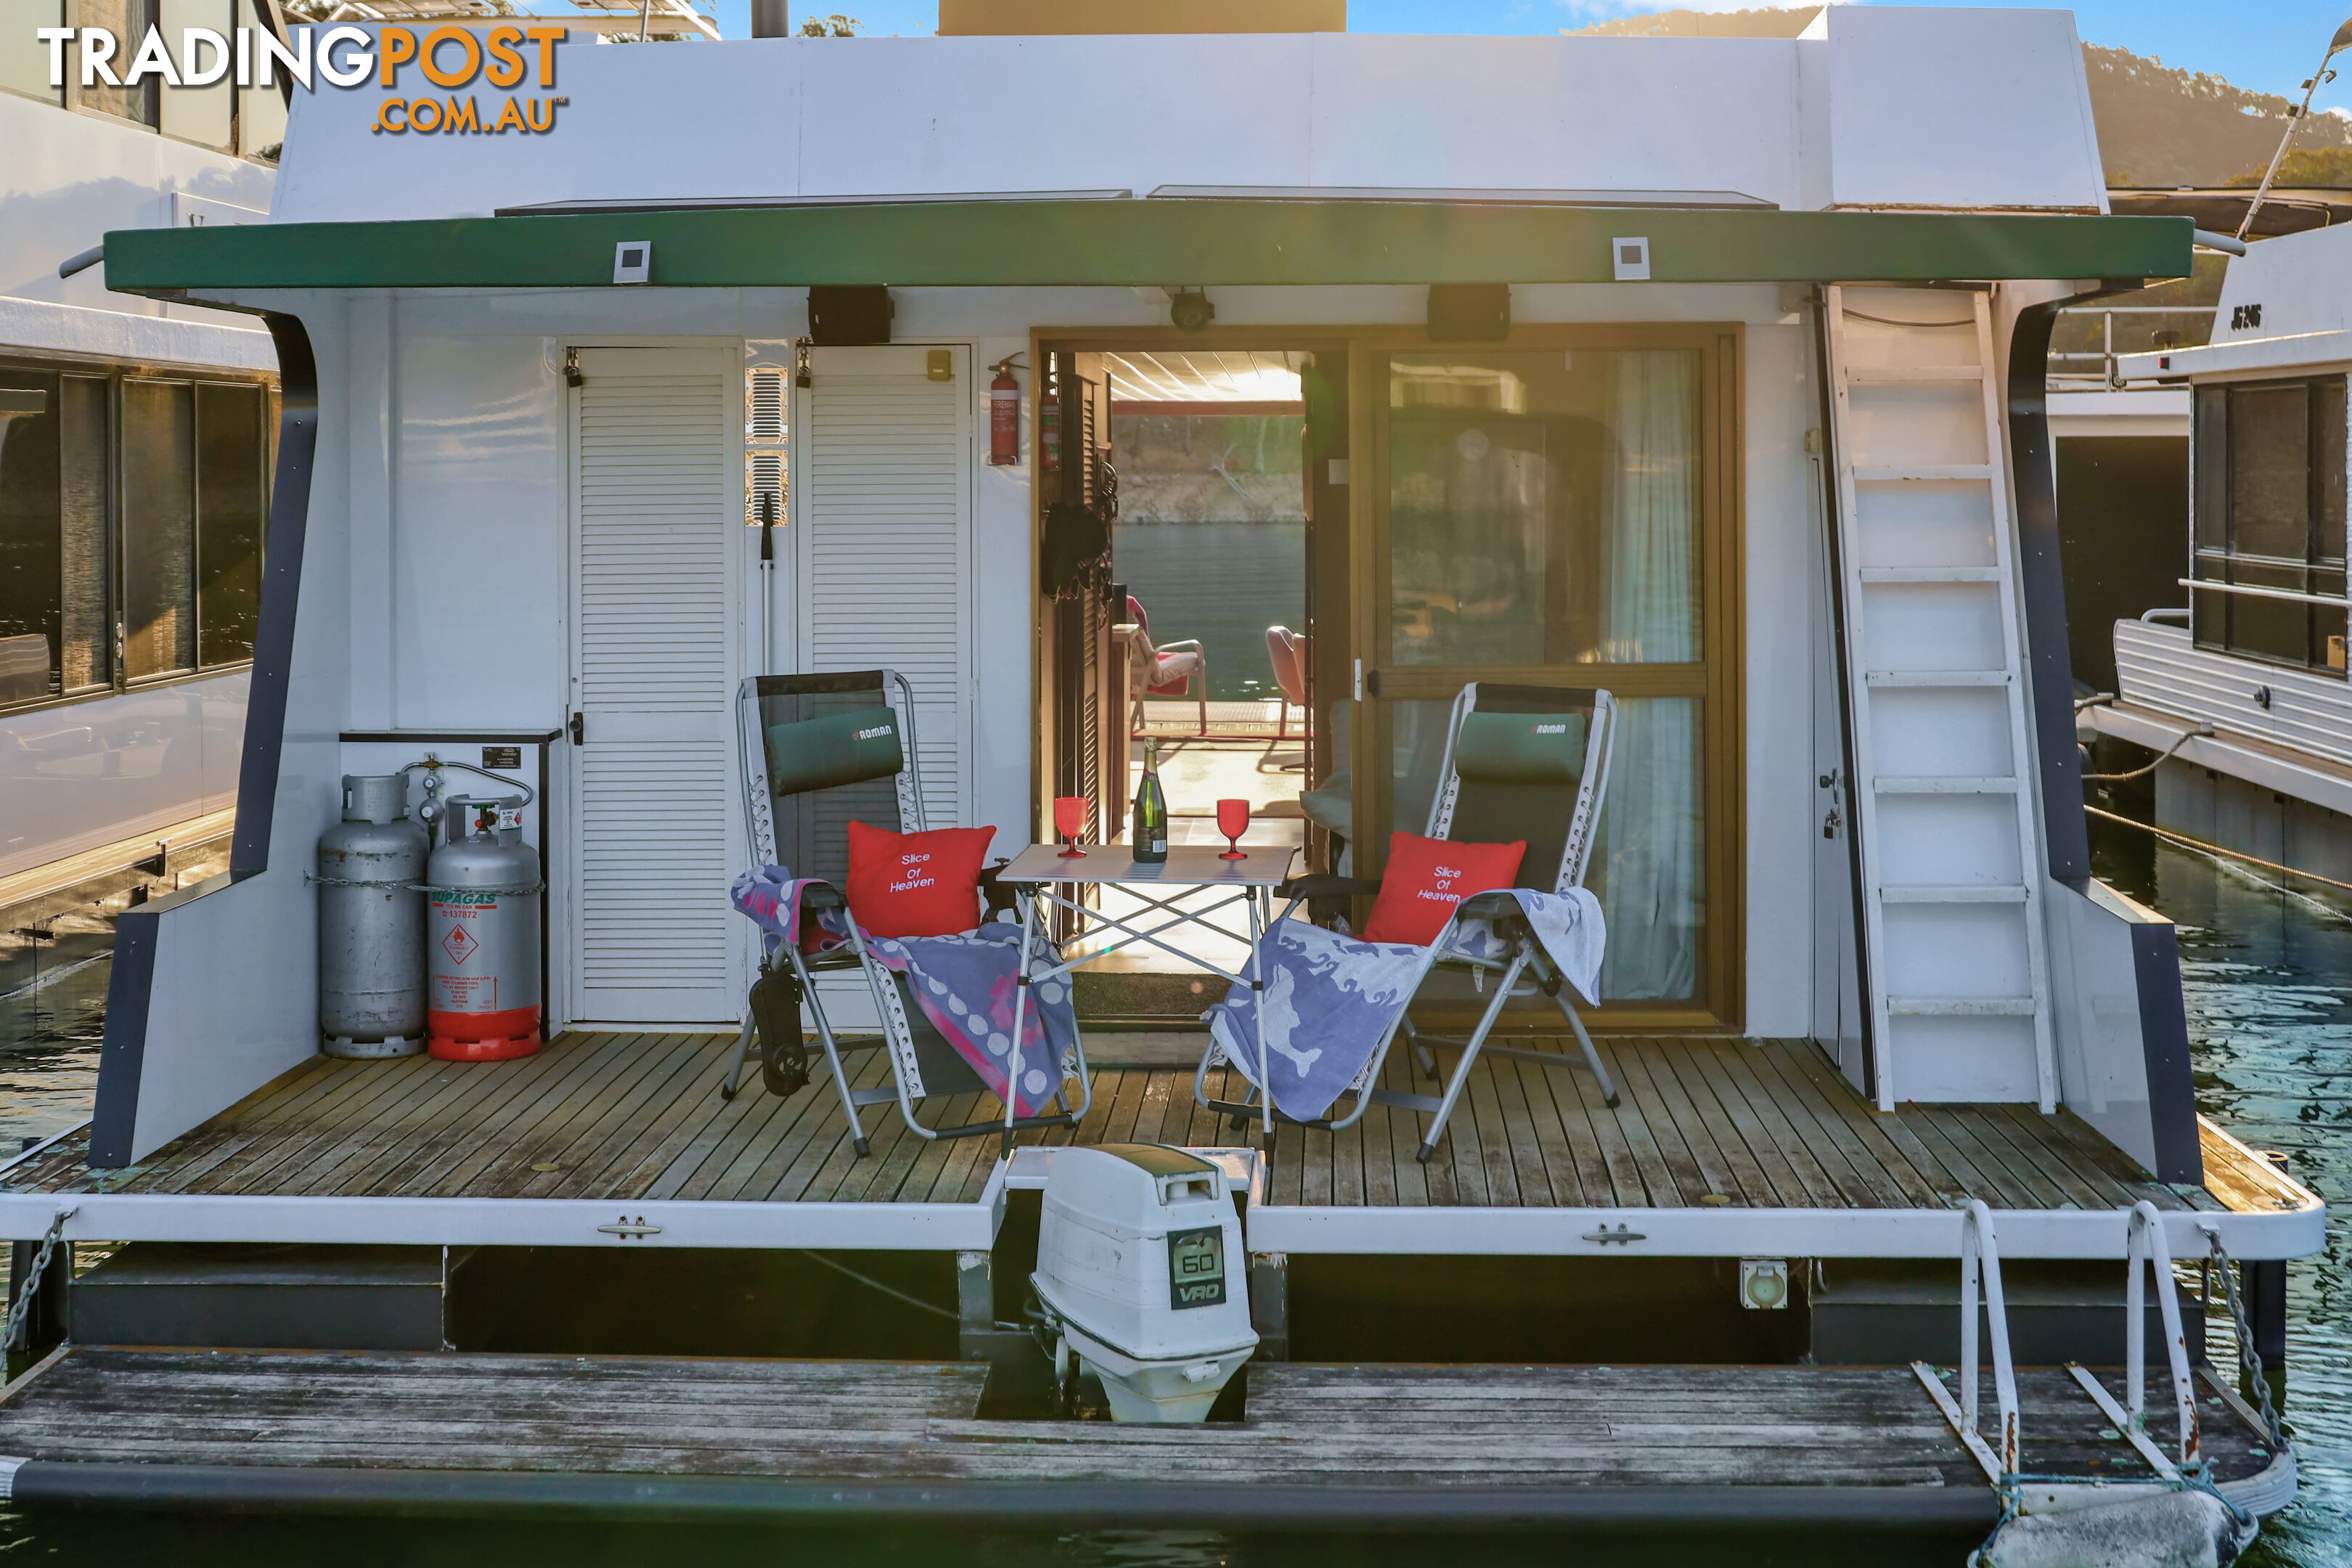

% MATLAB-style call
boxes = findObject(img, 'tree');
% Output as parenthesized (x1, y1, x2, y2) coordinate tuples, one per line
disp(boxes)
(2225, 144, 2352, 189)
(799, 14, 862, 35)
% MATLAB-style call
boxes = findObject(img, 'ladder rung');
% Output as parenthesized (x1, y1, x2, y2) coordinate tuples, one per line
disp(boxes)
(1858, 565, 2002, 584)
(1864, 669, 2012, 688)
(1880, 885, 2030, 904)
(1874, 776, 2020, 794)
(1889, 996, 2040, 1017)
(1843, 364, 1985, 383)
(1853, 465, 1996, 483)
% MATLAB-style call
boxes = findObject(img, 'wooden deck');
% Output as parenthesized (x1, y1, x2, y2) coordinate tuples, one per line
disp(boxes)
(1, 1033, 2297, 1217)
(0, 1347, 2280, 1519)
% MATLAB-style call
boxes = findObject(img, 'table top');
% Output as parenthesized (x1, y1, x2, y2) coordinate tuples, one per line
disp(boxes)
(998, 843, 1297, 887)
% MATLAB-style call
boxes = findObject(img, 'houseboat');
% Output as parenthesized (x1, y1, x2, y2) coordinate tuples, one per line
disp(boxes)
(0, 7, 280, 1060)
(0, 5, 2321, 1540)
(2093, 221, 2352, 896)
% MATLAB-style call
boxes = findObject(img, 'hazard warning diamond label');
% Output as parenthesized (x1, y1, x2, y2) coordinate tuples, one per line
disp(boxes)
(441, 924, 479, 965)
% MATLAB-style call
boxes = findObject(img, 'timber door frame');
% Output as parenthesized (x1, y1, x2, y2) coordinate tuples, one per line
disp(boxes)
(1025, 323, 1747, 1034)
(1356, 323, 1747, 1034)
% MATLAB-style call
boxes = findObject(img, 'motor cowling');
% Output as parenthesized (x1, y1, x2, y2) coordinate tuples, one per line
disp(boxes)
(425, 793, 542, 1061)
(1031, 1144, 1256, 1423)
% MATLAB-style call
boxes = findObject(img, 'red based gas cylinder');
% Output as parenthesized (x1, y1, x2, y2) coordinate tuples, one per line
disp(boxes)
(425, 795, 542, 1061)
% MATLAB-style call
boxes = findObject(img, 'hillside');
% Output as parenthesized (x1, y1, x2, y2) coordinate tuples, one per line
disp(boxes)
(1567, 7, 2352, 187)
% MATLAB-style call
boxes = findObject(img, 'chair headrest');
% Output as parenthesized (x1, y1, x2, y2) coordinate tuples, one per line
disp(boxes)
(1454, 711, 1585, 786)
(766, 704, 905, 798)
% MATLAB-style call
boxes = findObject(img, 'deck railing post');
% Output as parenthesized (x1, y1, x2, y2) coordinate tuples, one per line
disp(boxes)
(1959, 1199, 2022, 1476)
(2126, 1201, 2202, 1471)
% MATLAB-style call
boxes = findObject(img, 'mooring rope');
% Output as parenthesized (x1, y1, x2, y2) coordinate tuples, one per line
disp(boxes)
(2083, 804, 2352, 896)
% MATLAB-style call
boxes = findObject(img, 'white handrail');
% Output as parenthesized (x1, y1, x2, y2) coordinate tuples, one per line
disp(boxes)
(1960, 1199, 2022, 1476)
(2126, 1200, 2203, 1472)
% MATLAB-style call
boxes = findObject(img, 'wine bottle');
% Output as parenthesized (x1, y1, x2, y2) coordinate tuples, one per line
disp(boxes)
(1133, 738, 1169, 864)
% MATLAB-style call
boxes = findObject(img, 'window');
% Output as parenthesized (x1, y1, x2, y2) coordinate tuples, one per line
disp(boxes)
(0, 1, 65, 107)
(3, 0, 285, 161)
(0, 357, 271, 712)
(2191, 376, 2348, 674)
(75, 0, 159, 128)
(1373, 335, 1735, 1021)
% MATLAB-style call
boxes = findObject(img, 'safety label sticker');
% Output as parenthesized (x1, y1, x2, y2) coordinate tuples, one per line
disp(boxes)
(441, 925, 479, 965)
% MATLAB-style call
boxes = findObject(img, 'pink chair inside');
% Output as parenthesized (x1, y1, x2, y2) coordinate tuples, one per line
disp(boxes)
(1128, 595, 1197, 697)
(1265, 625, 1307, 707)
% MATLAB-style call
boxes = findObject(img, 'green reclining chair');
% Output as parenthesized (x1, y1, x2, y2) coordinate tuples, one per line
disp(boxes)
(1196, 682, 1619, 1161)
(726, 670, 1093, 1157)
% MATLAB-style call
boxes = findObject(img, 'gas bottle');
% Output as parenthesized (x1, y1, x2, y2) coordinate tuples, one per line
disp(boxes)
(425, 793, 542, 1061)
(318, 774, 429, 1057)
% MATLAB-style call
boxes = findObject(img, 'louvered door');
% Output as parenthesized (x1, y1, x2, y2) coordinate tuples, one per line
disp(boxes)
(567, 347, 745, 1024)
(793, 346, 972, 828)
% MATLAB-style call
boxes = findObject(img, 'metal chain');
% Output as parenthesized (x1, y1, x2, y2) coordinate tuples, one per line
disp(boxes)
(3, 1209, 75, 1353)
(2206, 1228, 2285, 1446)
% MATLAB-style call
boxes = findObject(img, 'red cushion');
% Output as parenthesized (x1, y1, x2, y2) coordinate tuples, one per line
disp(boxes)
(1361, 832, 1526, 947)
(844, 821, 996, 939)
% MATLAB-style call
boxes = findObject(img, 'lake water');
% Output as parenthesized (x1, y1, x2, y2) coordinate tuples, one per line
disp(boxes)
(1114, 521, 1306, 703)
(0, 808, 2345, 1564)
(2088, 817, 2352, 1568)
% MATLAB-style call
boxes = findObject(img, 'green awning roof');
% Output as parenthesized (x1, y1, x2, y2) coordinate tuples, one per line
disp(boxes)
(103, 200, 2194, 294)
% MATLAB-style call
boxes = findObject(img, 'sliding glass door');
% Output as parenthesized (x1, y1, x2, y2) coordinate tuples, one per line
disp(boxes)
(1362, 329, 1740, 1026)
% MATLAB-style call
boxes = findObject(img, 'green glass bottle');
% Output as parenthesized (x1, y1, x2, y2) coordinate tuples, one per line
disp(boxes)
(1132, 738, 1169, 864)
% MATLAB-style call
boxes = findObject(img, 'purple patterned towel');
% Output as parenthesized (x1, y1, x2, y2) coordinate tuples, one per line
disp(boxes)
(730, 866, 1077, 1118)
(1206, 887, 1604, 1123)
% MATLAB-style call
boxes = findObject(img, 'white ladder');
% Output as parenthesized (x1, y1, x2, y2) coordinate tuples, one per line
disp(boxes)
(1824, 285, 2056, 1112)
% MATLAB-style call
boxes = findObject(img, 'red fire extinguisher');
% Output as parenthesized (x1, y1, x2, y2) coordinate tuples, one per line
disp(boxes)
(989, 356, 1022, 466)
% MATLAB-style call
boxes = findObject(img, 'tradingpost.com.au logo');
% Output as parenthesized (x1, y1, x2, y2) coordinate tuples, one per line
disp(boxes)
(36, 23, 571, 136)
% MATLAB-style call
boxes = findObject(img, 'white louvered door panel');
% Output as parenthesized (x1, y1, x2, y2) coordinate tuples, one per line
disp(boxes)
(568, 348, 744, 1023)
(793, 346, 973, 830)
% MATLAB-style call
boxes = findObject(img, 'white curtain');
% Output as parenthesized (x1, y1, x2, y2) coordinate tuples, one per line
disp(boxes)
(1597, 351, 1702, 1000)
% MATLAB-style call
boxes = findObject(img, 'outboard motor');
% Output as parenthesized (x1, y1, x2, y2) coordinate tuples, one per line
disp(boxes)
(1031, 1145, 1256, 1423)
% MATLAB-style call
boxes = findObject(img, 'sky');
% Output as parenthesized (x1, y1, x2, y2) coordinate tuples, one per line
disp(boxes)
(687, 0, 2352, 108)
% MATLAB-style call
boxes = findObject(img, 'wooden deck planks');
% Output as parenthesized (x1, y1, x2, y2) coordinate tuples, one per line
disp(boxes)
(7, 1034, 2228, 1220)
(0, 1350, 2274, 1495)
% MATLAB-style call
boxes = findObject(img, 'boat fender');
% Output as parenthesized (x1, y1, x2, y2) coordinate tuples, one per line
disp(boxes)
(1975, 1489, 2256, 1568)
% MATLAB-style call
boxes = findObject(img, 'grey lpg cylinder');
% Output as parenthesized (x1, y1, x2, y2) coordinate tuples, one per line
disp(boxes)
(319, 773, 429, 1057)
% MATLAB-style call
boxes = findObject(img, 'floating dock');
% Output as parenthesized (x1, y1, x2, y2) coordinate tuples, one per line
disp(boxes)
(0, 1349, 2293, 1527)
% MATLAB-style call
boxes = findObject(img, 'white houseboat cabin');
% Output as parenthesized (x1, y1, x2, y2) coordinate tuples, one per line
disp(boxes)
(2101, 220, 2352, 890)
(0, 4, 2322, 1530)
(0, 5, 281, 1048)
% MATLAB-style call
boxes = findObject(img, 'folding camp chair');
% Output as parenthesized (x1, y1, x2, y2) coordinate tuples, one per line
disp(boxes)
(1196, 682, 1620, 1161)
(724, 670, 1093, 1156)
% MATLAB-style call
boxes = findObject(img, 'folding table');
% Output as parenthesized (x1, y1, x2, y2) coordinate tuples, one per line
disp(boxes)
(995, 842, 1297, 1147)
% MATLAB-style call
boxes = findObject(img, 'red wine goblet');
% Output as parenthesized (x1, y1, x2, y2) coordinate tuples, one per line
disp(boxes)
(1216, 798, 1251, 860)
(1053, 796, 1090, 858)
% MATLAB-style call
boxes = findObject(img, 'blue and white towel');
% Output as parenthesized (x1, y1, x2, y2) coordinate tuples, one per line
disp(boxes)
(1205, 888, 1604, 1124)
(730, 865, 1077, 1117)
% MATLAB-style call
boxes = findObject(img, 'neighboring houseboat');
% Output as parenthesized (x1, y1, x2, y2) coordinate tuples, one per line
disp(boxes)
(0, 7, 2319, 1535)
(2093, 221, 2352, 894)
(0, 7, 281, 1042)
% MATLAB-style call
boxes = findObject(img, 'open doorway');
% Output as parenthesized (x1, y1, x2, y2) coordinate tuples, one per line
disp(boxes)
(1037, 342, 1347, 1015)
(1111, 351, 1310, 849)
